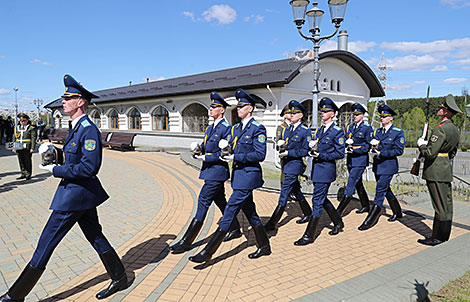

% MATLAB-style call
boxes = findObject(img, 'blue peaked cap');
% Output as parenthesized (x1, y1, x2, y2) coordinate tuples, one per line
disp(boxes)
(352, 103, 367, 114)
(235, 88, 256, 107)
(210, 92, 229, 107)
(62, 74, 100, 100)
(378, 104, 397, 116)
(319, 97, 338, 112)
(288, 100, 306, 114)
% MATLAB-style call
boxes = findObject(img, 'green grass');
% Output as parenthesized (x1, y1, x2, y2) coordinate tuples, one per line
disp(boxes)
(424, 271, 470, 302)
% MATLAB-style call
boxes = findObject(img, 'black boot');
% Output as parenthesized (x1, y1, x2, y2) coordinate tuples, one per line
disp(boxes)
(189, 228, 226, 263)
(224, 218, 242, 242)
(336, 195, 352, 217)
(296, 199, 312, 224)
(323, 202, 344, 235)
(356, 190, 370, 214)
(358, 204, 381, 231)
(418, 216, 443, 246)
(248, 225, 271, 259)
(294, 217, 319, 246)
(0, 264, 44, 302)
(96, 249, 127, 300)
(263, 205, 285, 232)
(169, 218, 203, 254)
(387, 196, 403, 222)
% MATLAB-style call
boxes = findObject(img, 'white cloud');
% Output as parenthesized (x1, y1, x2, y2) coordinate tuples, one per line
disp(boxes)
(443, 78, 468, 84)
(461, 66, 470, 70)
(244, 14, 264, 24)
(453, 58, 470, 65)
(385, 54, 441, 71)
(381, 38, 470, 55)
(440, 0, 470, 7)
(0, 88, 10, 95)
(182, 11, 195, 21)
(431, 65, 448, 72)
(388, 81, 426, 91)
(29, 59, 54, 66)
(319, 40, 376, 53)
(202, 5, 237, 25)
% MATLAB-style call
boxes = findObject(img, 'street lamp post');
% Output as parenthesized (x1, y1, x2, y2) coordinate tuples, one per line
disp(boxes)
(289, 0, 348, 128)
(33, 98, 44, 120)
(13, 87, 18, 126)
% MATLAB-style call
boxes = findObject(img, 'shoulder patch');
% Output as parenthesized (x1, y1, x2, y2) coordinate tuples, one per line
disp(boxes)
(393, 127, 402, 132)
(400, 137, 405, 144)
(334, 125, 341, 130)
(258, 134, 266, 143)
(84, 139, 96, 151)
(81, 120, 91, 128)
(222, 121, 229, 127)
(301, 125, 308, 130)
(252, 120, 261, 127)
(338, 137, 344, 145)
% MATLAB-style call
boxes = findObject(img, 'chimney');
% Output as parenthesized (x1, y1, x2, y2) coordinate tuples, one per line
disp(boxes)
(146, 77, 150, 83)
(129, 81, 132, 86)
(338, 30, 348, 51)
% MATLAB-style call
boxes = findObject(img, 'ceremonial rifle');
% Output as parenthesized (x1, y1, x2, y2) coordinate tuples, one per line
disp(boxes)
(410, 85, 431, 176)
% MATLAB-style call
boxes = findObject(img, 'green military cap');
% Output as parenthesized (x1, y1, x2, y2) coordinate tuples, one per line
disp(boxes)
(17, 113, 30, 120)
(442, 94, 463, 114)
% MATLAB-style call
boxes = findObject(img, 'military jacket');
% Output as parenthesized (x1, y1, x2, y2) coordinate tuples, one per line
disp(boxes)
(345, 121, 373, 167)
(200, 119, 231, 181)
(372, 124, 405, 175)
(311, 123, 345, 183)
(51, 115, 109, 211)
(14, 124, 37, 150)
(281, 123, 310, 175)
(275, 121, 288, 142)
(420, 119, 459, 182)
(228, 118, 267, 190)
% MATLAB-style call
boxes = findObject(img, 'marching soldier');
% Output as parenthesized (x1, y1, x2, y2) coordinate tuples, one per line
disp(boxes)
(189, 88, 271, 263)
(264, 100, 312, 232)
(294, 97, 345, 246)
(12, 113, 36, 180)
(169, 92, 242, 254)
(336, 103, 373, 215)
(358, 104, 405, 231)
(417, 94, 461, 246)
(0, 75, 127, 302)
(276, 105, 290, 142)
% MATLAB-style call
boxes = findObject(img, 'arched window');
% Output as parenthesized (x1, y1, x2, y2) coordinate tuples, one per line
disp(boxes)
(337, 103, 353, 129)
(337, 80, 341, 92)
(152, 106, 169, 131)
(182, 103, 208, 133)
(322, 78, 329, 90)
(331, 80, 335, 91)
(109, 109, 119, 129)
(301, 99, 313, 127)
(128, 108, 141, 130)
(91, 110, 101, 128)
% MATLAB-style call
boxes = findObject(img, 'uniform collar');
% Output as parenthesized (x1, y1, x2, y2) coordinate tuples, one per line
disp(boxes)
(71, 114, 86, 129)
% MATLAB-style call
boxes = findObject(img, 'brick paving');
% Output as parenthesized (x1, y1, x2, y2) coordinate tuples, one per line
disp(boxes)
(1, 147, 469, 301)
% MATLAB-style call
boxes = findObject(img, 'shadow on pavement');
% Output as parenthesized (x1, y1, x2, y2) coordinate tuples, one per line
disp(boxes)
(40, 234, 176, 301)
(0, 172, 50, 193)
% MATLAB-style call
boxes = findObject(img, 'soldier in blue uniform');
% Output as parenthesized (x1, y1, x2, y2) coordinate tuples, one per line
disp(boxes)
(336, 103, 373, 216)
(295, 97, 345, 246)
(169, 92, 241, 254)
(264, 100, 312, 232)
(189, 88, 271, 263)
(358, 104, 405, 231)
(0, 75, 127, 302)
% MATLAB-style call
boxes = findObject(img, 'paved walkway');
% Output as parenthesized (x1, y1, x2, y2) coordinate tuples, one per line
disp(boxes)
(0, 147, 469, 301)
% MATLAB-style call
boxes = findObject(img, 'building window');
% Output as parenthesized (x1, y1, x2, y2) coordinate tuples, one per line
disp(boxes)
(337, 103, 353, 129)
(128, 108, 141, 130)
(91, 110, 101, 128)
(301, 100, 313, 128)
(331, 80, 335, 91)
(109, 109, 119, 129)
(337, 80, 341, 92)
(182, 103, 208, 133)
(322, 78, 329, 90)
(152, 106, 169, 131)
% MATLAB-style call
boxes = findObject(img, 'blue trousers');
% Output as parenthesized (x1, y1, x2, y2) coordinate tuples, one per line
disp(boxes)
(30, 209, 113, 270)
(278, 173, 306, 207)
(311, 182, 333, 218)
(218, 189, 262, 232)
(195, 180, 227, 221)
(372, 174, 396, 207)
(344, 166, 367, 197)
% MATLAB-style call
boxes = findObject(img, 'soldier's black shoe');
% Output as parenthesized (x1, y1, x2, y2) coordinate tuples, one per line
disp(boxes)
(356, 190, 370, 214)
(16, 176, 26, 180)
(328, 221, 344, 236)
(358, 205, 381, 231)
(224, 218, 242, 242)
(1, 264, 44, 302)
(248, 225, 271, 259)
(323, 201, 344, 236)
(296, 199, 312, 224)
(96, 249, 127, 299)
(336, 195, 351, 217)
(387, 196, 403, 222)
(170, 218, 203, 254)
(25, 176, 31, 180)
(296, 215, 310, 224)
(294, 217, 319, 246)
(189, 228, 226, 263)
(356, 207, 369, 214)
(263, 205, 285, 232)
(417, 237, 443, 246)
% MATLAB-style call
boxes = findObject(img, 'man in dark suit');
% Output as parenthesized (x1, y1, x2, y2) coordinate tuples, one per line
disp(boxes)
(0, 75, 127, 302)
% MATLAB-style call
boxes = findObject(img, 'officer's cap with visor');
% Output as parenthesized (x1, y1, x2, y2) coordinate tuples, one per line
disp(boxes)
(441, 94, 463, 114)
(210, 92, 229, 108)
(235, 88, 266, 109)
(352, 103, 367, 115)
(62, 74, 100, 101)
(288, 100, 306, 115)
(319, 97, 338, 112)
(280, 105, 290, 117)
(378, 104, 397, 117)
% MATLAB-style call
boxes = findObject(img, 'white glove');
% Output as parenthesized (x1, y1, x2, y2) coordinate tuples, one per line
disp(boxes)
(219, 154, 234, 162)
(195, 155, 206, 161)
(39, 164, 56, 173)
(38, 143, 54, 154)
(345, 138, 354, 145)
(279, 151, 288, 158)
(417, 137, 428, 147)
(370, 139, 380, 146)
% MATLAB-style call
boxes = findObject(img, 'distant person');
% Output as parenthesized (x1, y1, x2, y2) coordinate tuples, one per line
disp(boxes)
(0, 115, 5, 144)
(5, 116, 14, 142)
(36, 117, 46, 142)
(12, 113, 36, 180)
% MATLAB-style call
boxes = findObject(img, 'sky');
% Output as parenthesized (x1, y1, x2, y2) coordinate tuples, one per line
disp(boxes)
(1, 0, 470, 112)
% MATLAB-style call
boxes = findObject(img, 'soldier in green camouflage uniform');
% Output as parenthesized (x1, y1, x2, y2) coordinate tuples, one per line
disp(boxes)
(13, 113, 37, 180)
(417, 94, 461, 246)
